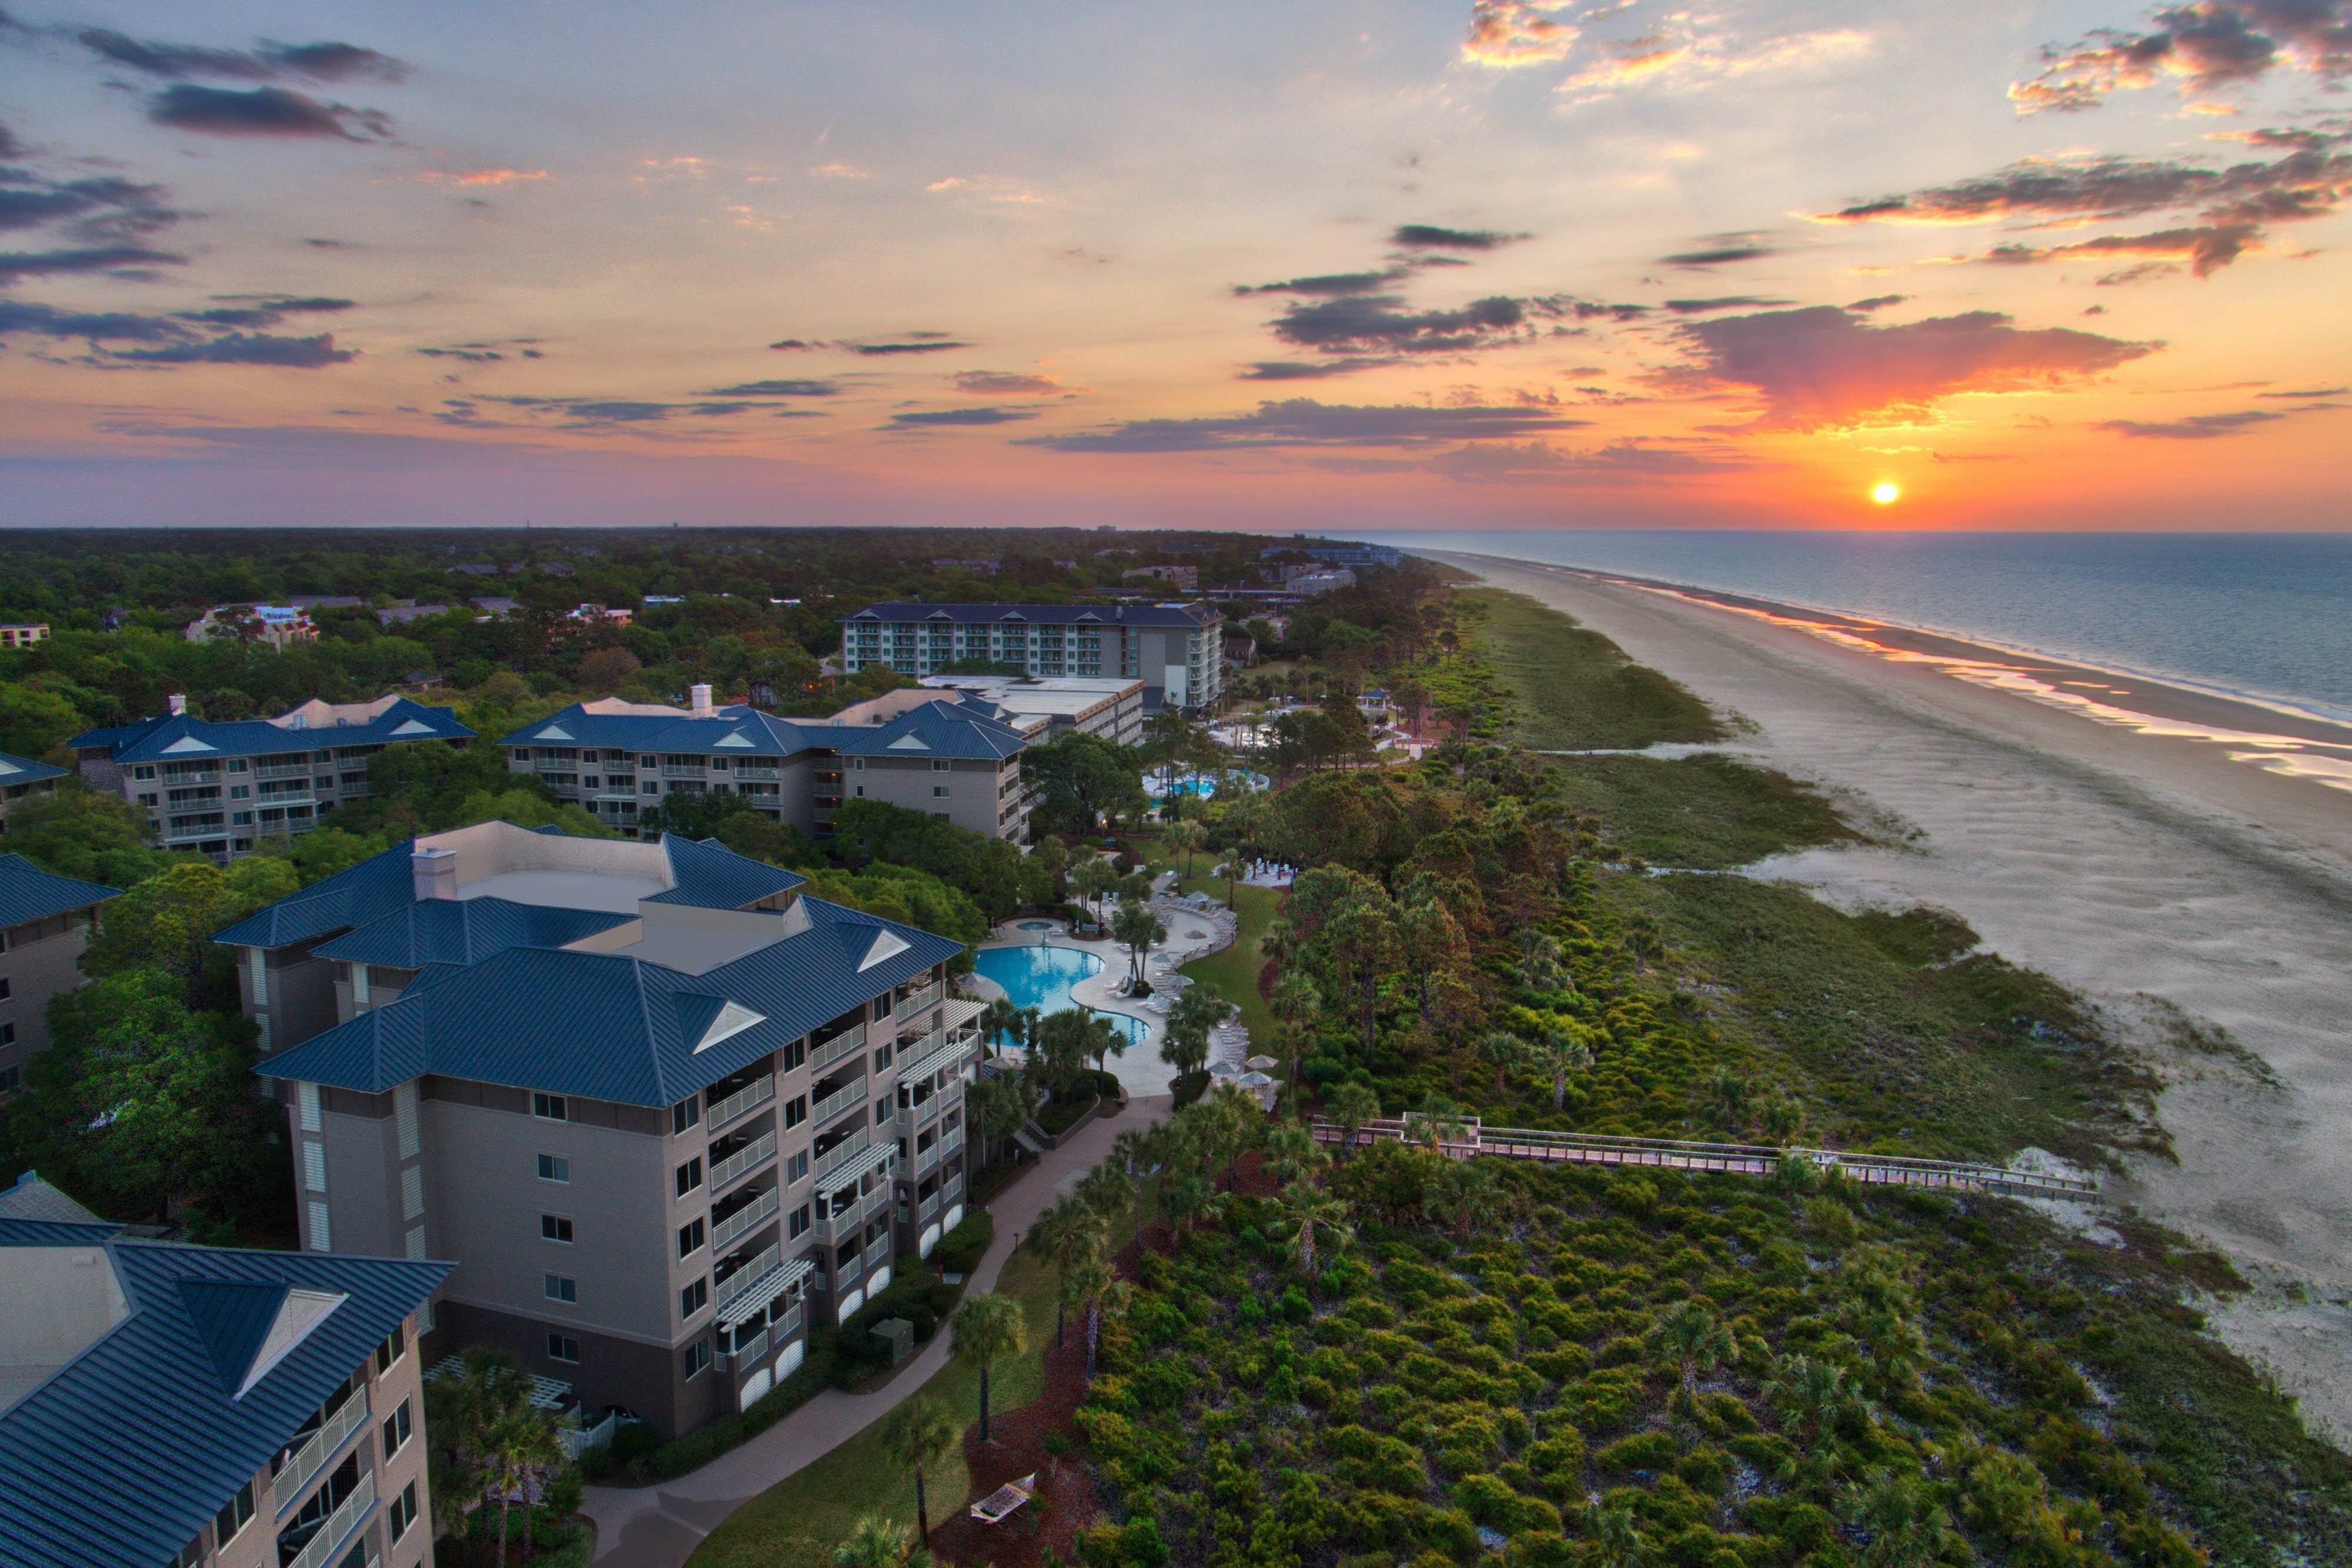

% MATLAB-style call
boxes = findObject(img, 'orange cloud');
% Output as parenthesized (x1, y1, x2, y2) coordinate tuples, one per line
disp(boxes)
(1461, 1, 1578, 67)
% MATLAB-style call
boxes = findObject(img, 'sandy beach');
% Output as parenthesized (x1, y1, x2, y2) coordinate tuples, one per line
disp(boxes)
(1429, 550, 2352, 1441)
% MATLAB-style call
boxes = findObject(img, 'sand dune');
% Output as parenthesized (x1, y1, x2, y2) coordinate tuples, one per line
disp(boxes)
(1434, 552, 2352, 1441)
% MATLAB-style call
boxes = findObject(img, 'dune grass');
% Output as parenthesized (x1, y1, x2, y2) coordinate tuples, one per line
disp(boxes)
(1465, 586, 1726, 750)
(1546, 751, 1867, 869)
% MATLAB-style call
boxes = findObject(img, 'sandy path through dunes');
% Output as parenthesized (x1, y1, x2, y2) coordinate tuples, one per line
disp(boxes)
(1432, 553, 2352, 1439)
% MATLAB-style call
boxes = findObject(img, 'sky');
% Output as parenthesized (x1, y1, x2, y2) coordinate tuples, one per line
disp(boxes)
(1, 1, 2348, 531)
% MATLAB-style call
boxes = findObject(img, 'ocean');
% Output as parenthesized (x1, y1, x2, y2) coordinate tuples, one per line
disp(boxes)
(1367, 530, 2352, 727)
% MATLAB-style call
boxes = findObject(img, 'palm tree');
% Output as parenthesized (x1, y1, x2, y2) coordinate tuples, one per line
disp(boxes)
(425, 1346, 544, 1560)
(879, 1396, 959, 1545)
(1109, 1124, 1158, 1181)
(1765, 1352, 1861, 1444)
(1073, 1162, 1133, 1228)
(1267, 971, 1322, 1088)
(1170, 818, 1208, 879)
(1475, 1031, 1522, 1099)
(1710, 1068, 1752, 1136)
(1529, 1028, 1593, 1111)
(1154, 1170, 1207, 1251)
(967, 1072, 1029, 1169)
(1411, 1094, 1471, 1151)
(1071, 855, 1117, 932)
(1429, 1158, 1501, 1239)
(1031, 1198, 1105, 1345)
(485, 1396, 563, 1564)
(1110, 897, 1166, 988)
(1275, 1179, 1353, 1272)
(976, 996, 1025, 1058)
(1161, 986, 1228, 1079)
(1262, 1122, 1327, 1187)
(1840, 1470, 1962, 1568)
(1581, 1501, 1646, 1568)
(835, 1512, 916, 1568)
(1065, 1252, 1118, 1379)
(948, 1291, 1027, 1445)
(1644, 1300, 1738, 1398)
(1328, 1081, 1381, 1154)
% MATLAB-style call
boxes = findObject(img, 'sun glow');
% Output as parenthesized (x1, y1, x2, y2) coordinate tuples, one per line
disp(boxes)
(1871, 482, 1901, 505)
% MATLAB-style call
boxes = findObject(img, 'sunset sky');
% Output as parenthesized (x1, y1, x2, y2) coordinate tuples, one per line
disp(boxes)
(2, 1, 2348, 530)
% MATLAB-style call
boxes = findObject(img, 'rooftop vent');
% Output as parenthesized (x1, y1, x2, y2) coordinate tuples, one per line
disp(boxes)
(166, 693, 187, 717)
(691, 683, 716, 717)
(412, 845, 458, 902)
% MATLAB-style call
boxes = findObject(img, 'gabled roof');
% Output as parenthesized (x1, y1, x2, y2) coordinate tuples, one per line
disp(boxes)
(69, 697, 472, 765)
(0, 852, 119, 928)
(840, 600, 1218, 628)
(0, 1228, 447, 1568)
(0, 1172, 103, 1226)
(646, 835, 807, 908)
(255, 898, 961, 1107)
(0, 750, 66, 788)
(211, 838, 419, 951)
(793, 701, 1028, 762)
(499, 702, 818, 759)
(313, 896, 638, 969)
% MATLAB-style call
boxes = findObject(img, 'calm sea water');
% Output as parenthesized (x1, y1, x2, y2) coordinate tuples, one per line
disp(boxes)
(1367, 531, 2352, 726)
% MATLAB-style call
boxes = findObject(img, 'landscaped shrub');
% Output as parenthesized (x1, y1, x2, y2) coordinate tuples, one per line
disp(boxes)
(1596, 1430, 1678, 1475)
(932, 1209, 993, 1274)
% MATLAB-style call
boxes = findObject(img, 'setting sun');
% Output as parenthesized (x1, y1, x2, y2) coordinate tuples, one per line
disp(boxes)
(1872, 482, 1902, 505)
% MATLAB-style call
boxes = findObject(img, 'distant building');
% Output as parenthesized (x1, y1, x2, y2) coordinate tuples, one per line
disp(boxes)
(469, 596, 517, 616)
(1264, 541, 1402, 568)
(644, 595, 686, 606)
(0, 853, 116, 1095)
(569, 604, 632, 626)
(930, 558, 1001, 574)
(0, 749, 66, 827)
(1124, 564, 1198, 591)
(0, 623, 50, 651)
(69, 695, 473, 861)
(186, 605, 318, 653)
(0, 1199, 447, 1568)
(916, 674, 1145, 747)
(1283, 567, 1356, 594)
(451, 563, 503, 577)
(287, 596, 367, 611)
(839, 601, 1224, 713)
(376, 604, 451, 626)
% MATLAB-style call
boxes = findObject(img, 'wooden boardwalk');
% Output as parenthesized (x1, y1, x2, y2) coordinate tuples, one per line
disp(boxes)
(1309, 1116, 2100, 1202)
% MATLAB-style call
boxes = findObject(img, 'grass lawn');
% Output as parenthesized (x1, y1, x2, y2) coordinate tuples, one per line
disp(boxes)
(1465, 585, 1726, 749)
(1168, 877, 1280, 1039)
(684, 1246, 1060, 1568)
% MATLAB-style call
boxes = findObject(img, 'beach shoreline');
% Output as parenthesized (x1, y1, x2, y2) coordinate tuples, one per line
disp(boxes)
(1424, 547, 2352, 1443)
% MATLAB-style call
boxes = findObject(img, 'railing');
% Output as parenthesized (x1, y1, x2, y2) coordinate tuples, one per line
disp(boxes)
(834, 1251, 864, 1288)
(813, 1185, 883, 1244)
(777, 1303, 803, 1339)
(734, 764, 779, 779)
(810, 1021, 866, 1074)
(710, 1186, 779, 1253)
(810, 1075, 866, 1128)
(255, 761, 313, 779)
(916, 1142, 941, 1176)
(943, 1172, 963, 1203)
(162, 767, 223, 784)
(663, 763, 706, 777)
(559, 1408, 619, 1460)
(1308, 1118, 2103, 1201)
(812, 1128, 870, 1185)
(284, 1470, 375, 1568)
(919, 1192, 939, 1222)
(896, 1022, 948, 1062)
(714, 1243, 780, 1313)
(272, 1388, 369, 1514)
(706, 1074, 775, 1131)
(895, 982, 943, 1019)
(728, 1328, 769, 1367)
(941, 1140, 963, 1171)
(864, 1235, 893, 1269)
(896, 1094, 941, 1135)
(710, 1131, 776, 1193)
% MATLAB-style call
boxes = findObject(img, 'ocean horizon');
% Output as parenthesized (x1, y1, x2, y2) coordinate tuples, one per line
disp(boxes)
(1369, 529, 2352, 728)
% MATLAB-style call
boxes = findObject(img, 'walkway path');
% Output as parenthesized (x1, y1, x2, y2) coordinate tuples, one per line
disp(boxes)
(582, 1095, 1170, 1568)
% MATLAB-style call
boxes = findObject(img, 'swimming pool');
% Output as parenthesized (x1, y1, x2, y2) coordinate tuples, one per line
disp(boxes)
(972, 945, 1147, 1047)
(1015, 919, 1056, 931)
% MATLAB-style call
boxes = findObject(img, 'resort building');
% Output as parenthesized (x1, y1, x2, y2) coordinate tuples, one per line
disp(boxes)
(0, 854, 118, 1096)
(909, 675, 1146, 747)
(838, 601, 1224, 712)
(220, 821, 983, 1440)
(500, 685, 1032, 842)
(69, 695, 473, 861)
(0, 623, 48, 650)
(0, 1202, 447, 1568)
(186, 604, 320, 652)
(1122, 564, 1198, 590)
(0, 748, 67, 828)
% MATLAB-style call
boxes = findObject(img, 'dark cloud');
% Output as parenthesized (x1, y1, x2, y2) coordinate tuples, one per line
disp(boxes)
(1233, 269, 1404, 297)
(75, 29, 406, 82)
(0, 120, 20, 161)
(1660, 243, 1774, 266)
(1389, 224, 1526, 250)
(1667, 305, 2159, 429)
(0, 244, 185, 282)
(2258, 383, 2348, 396)
(951, 370, 1063, 394)
(148, 84, 392, 140)
(453, 395, 791, 429)
(1663, 296, 1792, 313)
(888, 406, 1040, 426)
(1846, 295, 1909, 311)
(115, 331, 356, 367)
(1984, 222, 2262, 277)
(769, 336, 971, 355)
(263, 43, 406, 82)
(177, 296, 352, 329)
(0, 173, 183, 243)
(704, 378, 841, 396)
(1239, 358, 1399, 380)
(1426, 438, 1765, 484)
(1026, 398, 1588, 453)
(0, 299, 188, 342)
(2097, 408, 2288, 438)
(2012, 1, 2352, 113)
(1267, 292, 1571, 355)
(419, 346, 505, 362)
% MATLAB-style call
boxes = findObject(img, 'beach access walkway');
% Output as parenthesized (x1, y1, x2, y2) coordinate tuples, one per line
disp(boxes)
(1314, 1116, 2102, 1202)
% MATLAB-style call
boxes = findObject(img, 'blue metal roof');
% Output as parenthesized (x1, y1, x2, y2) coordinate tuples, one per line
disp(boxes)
(499, 703, 816, 758)
(68, 697, 472, 766)
(0, 852, 119, 928)
(312, 896, 637, 968)
(792, 701, 1028, 761)
(646, 835, 808, 908)
(0, 1217, 117, 1247)
(842, 600, 1217, 627)
(0, 750, 66, 788)
(0, 1226, 448, 1568)
(211, 838, 419, 951)
(255, 897, 962, 1107)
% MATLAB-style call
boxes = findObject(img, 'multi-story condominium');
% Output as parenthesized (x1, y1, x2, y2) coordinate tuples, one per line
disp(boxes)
(0, 853, 118, 1096)
(0, 622, 48, 650)
(219, 820, 983, 1439)
(69, 695, 473, 861)
(499, 684, 1031, 842)
(0, 1204, 447, 1568)
(903, 676, 1147, 747)
(186, 604, 320, 651)
(0, 748, 66, 827)
(838, 600, 1225, 712)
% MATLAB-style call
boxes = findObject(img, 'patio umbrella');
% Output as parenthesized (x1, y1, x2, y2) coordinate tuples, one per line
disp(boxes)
(1237, 1071, 1275, 1088)
(1208, 1061, 1240, 1078)
(1244, 1055, 1279, 1071)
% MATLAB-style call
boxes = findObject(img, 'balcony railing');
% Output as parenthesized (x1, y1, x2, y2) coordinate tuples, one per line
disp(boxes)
(728, 1328, 769, 1366)
(255, 761, 313, 779)
(813, 1185, 883, 1245)
(864, 1235, 893, 1269)
(710, 1186, 779, 1254)
(810, 1075, 866, 1128)
(809, 1021, 865, 1074)
(778, 1302, 803, 1339)
(714, 1243, 780, 1313)
(734, 764, 779, 779)
(272, 1388, 369, 1514)
(919, 1192, 939, 1222)
(811, 1128, 870, 1185)
(284, 1470, 375, 1568)
(894, 982, 943, 1019)
(943, 1172, 963, 1204)
(916, 1142, 941, 1177)
(710, 1131, 776, 1193)
(706, 1074, 774, 1132)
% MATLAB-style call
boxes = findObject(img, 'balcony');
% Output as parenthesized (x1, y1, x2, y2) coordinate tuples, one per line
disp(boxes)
(812, 1185, 884, 1245)
(943, 1171, 963, 1204)
(714, 1243, 781, 1314)
(706, 1074, 775, 1132)
(710, 1185, 779, 1253)
(710, 1130, 776, 1193)
(727, 1328, 769, 1366)
(255, 761, 313, 780)
(271, 1388, 369, 1514)
(833, 1251, 864, 1289)
(812, 1127, 870, 1185)
(161, 767, 223, 785)
(864, 1235, 893, 1270)
(284, 1470, 374, 1568)
(810, 1074, 867, 1128)
(662, 764, 706, 778)
(810, 1021, 865, 1074)
(734, 764, 779, 780)
(894, 982, 943, 1019)
(918, 1192, 940, 1223)
(916, 1141, 942, 1177)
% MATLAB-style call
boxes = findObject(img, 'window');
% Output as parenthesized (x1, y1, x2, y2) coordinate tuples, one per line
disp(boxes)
(640, 755, 657, 769)
(673, 1097, 700, 1135)
(781, 1037, 806, 1071)
(683, 1335, 712, 1378)
(546, 1333, 580, 1363)
(537, 1154, 570, 1183)
(871, 997, 891, 1023)
(931, 758, 950, 771)
(854, 784, 864, 798)
(541, 1214, 574, 1243)
(679, 1217, 705, 1258)
(788, 1202, 811, 1239)
(382, 1396, 412, 1459)
(875, 1099, 891, 1128)
(676, 1157, 703, 1197)
(642, 781, 660, 795)
(786, 1148, 808, 1184)
(681, 1278, 709, 1319)
(871, 1042, 893, 1073)
(375, 1325, 405, 1374)
(214, 1482, 254, 1545)
(544, 1273, 577, 1303)
(174, 1541, 205, 1568)
(852, 757, 865, 771)
(532, 1092, 568, 1122)
(389, 1480, 420, 1542)
(932, 786, 948, 798)
(781, 1094, 807, 1131)
(0, 1065, 18, 1094)
(0, 1023, 12, 1048)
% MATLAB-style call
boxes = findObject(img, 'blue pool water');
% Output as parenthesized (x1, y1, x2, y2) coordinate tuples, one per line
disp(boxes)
(971, 945, 1148, 1047)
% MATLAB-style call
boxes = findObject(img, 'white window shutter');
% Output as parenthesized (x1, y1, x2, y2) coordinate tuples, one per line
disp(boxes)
(303, 1141, 326, 1192)
(405, 1225, 427, 1261)
(296, 1081, 321, 1132)
(402, 1166, 424, 1219)
(393, 1083, 419, 1158)
(247, 949, 269, 1007)
(306, 1200, 332, 1252)
(352, 964, 370, 1007)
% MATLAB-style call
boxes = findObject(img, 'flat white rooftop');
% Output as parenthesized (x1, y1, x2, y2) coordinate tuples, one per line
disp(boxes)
(596, 924, 780, 975)
(455, 870, 667, 913)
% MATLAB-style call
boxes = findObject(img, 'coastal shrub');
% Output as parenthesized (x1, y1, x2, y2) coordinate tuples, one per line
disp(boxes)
(931, 1209, 993, 1275)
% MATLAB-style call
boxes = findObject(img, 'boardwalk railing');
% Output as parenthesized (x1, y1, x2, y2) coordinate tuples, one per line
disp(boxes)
(1309, 1116, 2099, 1202)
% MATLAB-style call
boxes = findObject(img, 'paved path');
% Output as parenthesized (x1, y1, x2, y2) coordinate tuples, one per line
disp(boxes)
(582, 1095, 1170, 1568)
